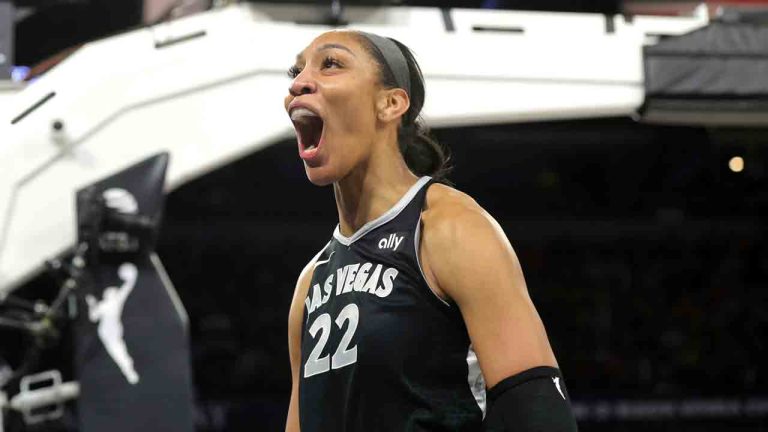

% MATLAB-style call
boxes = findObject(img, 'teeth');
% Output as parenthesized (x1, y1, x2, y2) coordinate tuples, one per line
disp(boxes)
(291, 107, 318, 122)
(305, 144, 317, 151)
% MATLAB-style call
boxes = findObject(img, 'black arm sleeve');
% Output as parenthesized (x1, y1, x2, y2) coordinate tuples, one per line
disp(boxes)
(483, 366, 578, 432)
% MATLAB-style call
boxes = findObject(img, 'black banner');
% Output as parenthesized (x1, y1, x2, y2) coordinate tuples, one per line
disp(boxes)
(641, 21, 768, 126)
(74, 154, 195, 432)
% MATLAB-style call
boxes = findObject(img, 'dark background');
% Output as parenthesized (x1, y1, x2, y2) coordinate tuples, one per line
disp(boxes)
(158, 118, 767, 430)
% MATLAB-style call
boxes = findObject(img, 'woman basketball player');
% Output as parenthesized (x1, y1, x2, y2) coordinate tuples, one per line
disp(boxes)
(284, 30, 577, 431)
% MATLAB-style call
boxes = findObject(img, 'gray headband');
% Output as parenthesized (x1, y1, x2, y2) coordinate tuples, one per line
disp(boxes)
(358, 32, 411, 96)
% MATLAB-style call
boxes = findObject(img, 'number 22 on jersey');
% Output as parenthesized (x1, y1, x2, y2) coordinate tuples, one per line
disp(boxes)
(304, 303, 359, 378)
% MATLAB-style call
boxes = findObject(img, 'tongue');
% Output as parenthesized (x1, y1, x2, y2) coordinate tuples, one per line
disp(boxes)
(296, 117, 323, 151)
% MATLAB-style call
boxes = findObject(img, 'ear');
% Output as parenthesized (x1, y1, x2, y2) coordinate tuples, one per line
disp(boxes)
(376, 88, 410, 124)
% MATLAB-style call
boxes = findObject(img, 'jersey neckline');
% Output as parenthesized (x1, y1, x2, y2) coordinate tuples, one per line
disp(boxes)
(333, 176, 432, 247)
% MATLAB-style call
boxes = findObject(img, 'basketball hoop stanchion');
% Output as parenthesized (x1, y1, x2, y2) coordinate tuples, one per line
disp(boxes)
(1, 153, 194, 431)
(71, 153, 195, 432)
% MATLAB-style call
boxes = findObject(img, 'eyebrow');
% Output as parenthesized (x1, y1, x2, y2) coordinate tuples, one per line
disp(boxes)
(295, 43, 356, 62)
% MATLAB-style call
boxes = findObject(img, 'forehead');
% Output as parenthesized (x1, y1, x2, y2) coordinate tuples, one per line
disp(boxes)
(296, 30, 368, 61)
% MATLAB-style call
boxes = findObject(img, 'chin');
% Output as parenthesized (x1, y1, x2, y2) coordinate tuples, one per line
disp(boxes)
(304, 165, 340, 187)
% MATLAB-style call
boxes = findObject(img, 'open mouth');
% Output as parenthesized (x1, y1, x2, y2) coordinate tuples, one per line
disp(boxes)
(290, 107, 324, 152)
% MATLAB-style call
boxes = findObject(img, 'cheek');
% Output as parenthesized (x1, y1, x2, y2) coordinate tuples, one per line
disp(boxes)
(325, 83, 376, 135)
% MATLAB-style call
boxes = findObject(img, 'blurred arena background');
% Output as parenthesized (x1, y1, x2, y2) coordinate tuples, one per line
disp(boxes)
(1, 0, 767, 431)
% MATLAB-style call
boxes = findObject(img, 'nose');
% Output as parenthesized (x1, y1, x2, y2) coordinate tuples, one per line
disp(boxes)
(289, 74, 317, 97)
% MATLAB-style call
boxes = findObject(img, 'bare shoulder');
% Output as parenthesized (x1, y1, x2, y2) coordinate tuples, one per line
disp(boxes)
(423, 183, 481, 219)
(421, 183, 500, 241)
(420, 184, 556, 382)
(420, 183, 520, 301)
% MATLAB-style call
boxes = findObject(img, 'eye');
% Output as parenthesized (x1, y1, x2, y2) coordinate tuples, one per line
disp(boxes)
(287, 65, 302, 79)
(322, 56, 342, 70)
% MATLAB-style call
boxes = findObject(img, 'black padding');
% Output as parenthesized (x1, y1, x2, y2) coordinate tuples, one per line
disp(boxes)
(484, 367, 578, 432)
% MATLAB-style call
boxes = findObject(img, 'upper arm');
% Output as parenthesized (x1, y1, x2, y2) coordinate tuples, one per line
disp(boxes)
(286, 254, 318, 432)
(421, 198, 557, 388)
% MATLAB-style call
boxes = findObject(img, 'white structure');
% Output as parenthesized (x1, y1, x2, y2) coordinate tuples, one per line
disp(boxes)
(0, 3, 708, 296)
(0, 81, 23, 124)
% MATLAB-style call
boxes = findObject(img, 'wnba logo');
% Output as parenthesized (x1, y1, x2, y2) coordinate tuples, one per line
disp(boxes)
(86, 263, 140, 385)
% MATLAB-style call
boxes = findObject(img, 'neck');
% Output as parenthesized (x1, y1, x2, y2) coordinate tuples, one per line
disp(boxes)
(334, 134, 419, 237)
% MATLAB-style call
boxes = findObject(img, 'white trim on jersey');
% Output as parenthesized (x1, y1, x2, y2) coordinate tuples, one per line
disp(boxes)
(333, 176, 432, 246)
(304, 241, 333, 324)
(312, 241, 333, 265)
(414, 215, 452, 308)
(466, 344, 488, 419)
(313, 251, 335, 268)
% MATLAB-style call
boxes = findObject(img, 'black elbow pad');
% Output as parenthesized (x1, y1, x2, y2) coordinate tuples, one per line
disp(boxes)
(483, 366, 578, 432)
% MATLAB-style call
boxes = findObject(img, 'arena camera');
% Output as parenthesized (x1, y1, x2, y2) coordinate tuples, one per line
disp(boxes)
(77, 185, 158, 257)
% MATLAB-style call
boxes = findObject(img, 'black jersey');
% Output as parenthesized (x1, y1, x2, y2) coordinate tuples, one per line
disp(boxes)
(299, 176, 486, 432)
